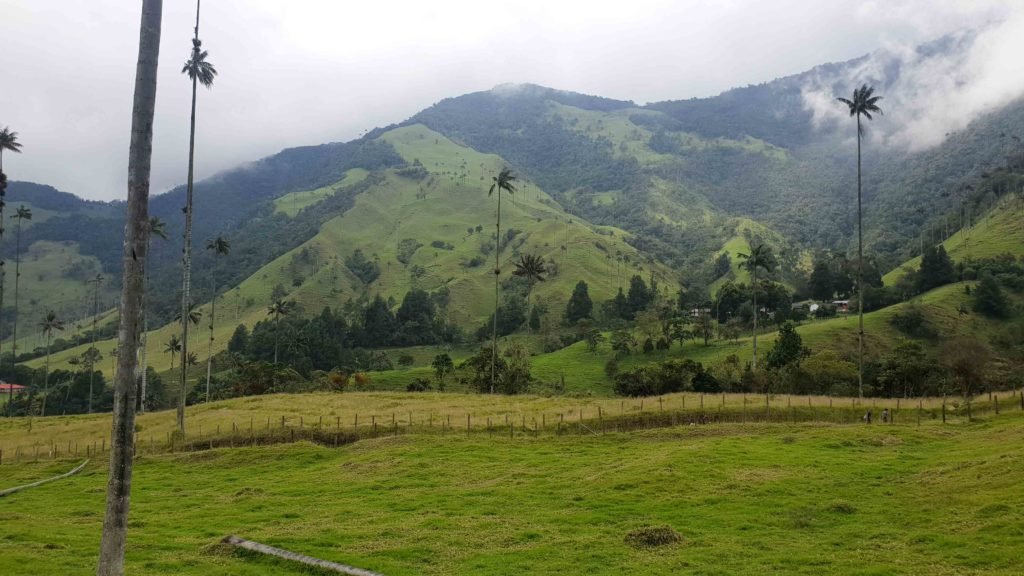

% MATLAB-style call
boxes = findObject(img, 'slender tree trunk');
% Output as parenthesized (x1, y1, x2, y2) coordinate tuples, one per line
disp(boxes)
(273, 316, 279, 364)
(89, 278, 100, 414)
(178, 7, 202, 434)
(138, 236, 153, 413)
(97, 1, 161, 573)
(205, 269, 215, 402)
(40, 334, 51, 417)
(856, 114, 864, 399)
(0, 158, 6, 416)
(11, 217, 22, 383)
(751, 267, 758, 370)
(490, 189, 501, 394)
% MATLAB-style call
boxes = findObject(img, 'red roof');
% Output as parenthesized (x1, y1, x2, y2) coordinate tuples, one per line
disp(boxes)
(0, 383, 26, 392)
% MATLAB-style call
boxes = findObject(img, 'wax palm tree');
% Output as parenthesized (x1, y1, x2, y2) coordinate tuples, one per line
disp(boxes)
(164, 334, 182, 374)
(85, 273, 104, 413)
(139, 217, 166, 413)
(0, 127, 22, 415)
(10, 206, 32, 371)
(488, 167, 517, 393)
(837, 84, 883, 398)
(98, 2, 162, 569)
(267, 299, 294, 364)
(177, 0, 217, 434)
(204, 235, 229, 402)
(81, 346, 103, 412)
(738, 244, 775, 370)
(38, 310, 64, 416)
(0, 127, 23, 172)
(513, 253, 546, 333)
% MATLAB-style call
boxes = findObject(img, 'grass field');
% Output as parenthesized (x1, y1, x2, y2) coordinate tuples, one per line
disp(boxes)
(1, 406, 1021, 575)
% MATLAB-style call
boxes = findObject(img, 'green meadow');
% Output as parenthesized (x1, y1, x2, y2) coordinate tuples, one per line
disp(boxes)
(1, 408, 1021, 575)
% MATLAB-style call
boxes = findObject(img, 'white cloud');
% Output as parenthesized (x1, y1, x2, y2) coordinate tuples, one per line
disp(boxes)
(802, 2, 1024, 150)
(1, 0, 1020, 199)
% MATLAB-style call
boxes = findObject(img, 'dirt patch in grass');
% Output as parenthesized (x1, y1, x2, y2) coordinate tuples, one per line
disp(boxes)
(624, 525, 683, 549)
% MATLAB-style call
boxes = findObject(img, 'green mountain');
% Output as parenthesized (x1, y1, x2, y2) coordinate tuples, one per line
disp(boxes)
(7, 33, 1024, 382)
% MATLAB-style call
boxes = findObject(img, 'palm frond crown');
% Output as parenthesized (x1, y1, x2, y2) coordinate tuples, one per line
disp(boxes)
(182, 41, 217, 88)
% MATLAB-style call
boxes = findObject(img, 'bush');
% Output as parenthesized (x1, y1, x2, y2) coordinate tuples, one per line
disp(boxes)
(889, 305, 935, 338)
(406, 378, 432, 392)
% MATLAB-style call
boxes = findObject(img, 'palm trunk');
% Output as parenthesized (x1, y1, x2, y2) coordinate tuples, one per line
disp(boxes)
(97, 1, 161, 572)
(205, 270, 215, 402)
(11, 217, 22, 378)
(89, 279, 100, 414)
(40, 334, 51, 417)
(856, 114, 864, 399)
(178, 18, 201, 435)
(751, 267, 758, 370)
(138, 236, 153, 413)
(0, 158, 6, 416)
(490, 189, 502, 394)
(273, 316, 279, 364)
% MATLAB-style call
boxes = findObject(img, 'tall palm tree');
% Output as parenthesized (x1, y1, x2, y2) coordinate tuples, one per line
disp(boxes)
(488, 168, 516, 393)
(85, 273, 104, 413)
(513, 253, 546, 333)
(81, 345, 103, 411)
(0, 128, 23, 172)
(139, 217, 166, 413)
(0, 127, 23, 415)
(38, 310, 64, 416)
(10, 206, 31, 371)
(164, 334, 182, 374)
(176, 0, 217, 434)
(267, 299, 294, 364)
(837, 84, 883, 398)
(98, 2, 162, 571)
(204, 235, 229, 402)
(738, 244, 775, 371)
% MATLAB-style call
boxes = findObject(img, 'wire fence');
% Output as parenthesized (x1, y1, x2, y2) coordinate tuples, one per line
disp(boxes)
(2, 391, 1020, 466)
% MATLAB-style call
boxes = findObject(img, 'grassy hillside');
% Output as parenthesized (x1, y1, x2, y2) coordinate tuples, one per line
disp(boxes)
(883, 197, 1024, 286)
(1, 409, 1021, 575)
(23, 124, 678, 378)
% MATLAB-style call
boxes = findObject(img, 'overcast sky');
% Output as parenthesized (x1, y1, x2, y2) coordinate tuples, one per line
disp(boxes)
(0, 0, 1017, 200)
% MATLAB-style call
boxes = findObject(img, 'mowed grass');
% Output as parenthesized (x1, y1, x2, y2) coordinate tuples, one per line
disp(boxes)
(883, 196, 1024, 286)
(1, 413, 1022, 575)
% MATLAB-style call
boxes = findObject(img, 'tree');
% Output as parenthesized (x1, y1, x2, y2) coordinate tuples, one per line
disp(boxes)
(766, 322, 808, 370)
(139, 217, 166, 413)
(38, 311, 64, 416)
(164, 335, 181, 373)
(81, 346, 103, 410)
(611, 330, 638, 356)
(227, 324, 249, 355)
(625, 275, 652, 319)
(98, 1, 162, 571)
(431, 353, 453, 389)
(10, 206, 31, 367)
(877, 341, 931, 398)
(204, 235, 229, 402)
(267, 299, 295, 364)
(738, 244, 775, 370)
(973, 271, 1008, 318)
(565, 280, 593, 323)
(916, 244, 955, 293)
(942, 338, 991, 415)
(84, 273, 105, 414)
(488, 167, 517, 394)
(513, 253, 546, 333)
(0, 126, 23, 416)
(837, 84, 883, 398)
(176, 0, 217, 434)
(809, 256, 834, 300)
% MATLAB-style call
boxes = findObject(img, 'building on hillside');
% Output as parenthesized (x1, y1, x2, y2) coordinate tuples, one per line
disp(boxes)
(832, 300, 850, 314)
(0, 382, 26, 394)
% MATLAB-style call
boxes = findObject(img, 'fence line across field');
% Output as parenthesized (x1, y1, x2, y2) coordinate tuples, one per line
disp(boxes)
(1, 391, 1019, 466)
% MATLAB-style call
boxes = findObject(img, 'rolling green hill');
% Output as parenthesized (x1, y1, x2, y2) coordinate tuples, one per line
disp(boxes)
(884, 196, 1024, 286)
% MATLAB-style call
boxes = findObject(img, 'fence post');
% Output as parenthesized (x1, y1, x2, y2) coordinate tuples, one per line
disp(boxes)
(942, 397, 946, 423)
(917, 398, 921, 426)
(659, 397, 663, 412)
(995, 395, 1000, 415)
(467, 414, 470, 432)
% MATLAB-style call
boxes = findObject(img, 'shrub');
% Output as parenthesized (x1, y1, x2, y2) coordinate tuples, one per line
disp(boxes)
(397, 354, 415, 367)
(406, 378, 432, 392)
(889, 305, 935, 338)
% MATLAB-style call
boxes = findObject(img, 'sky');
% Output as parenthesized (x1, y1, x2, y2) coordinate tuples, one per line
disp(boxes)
(0, 0, 1019, 200)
